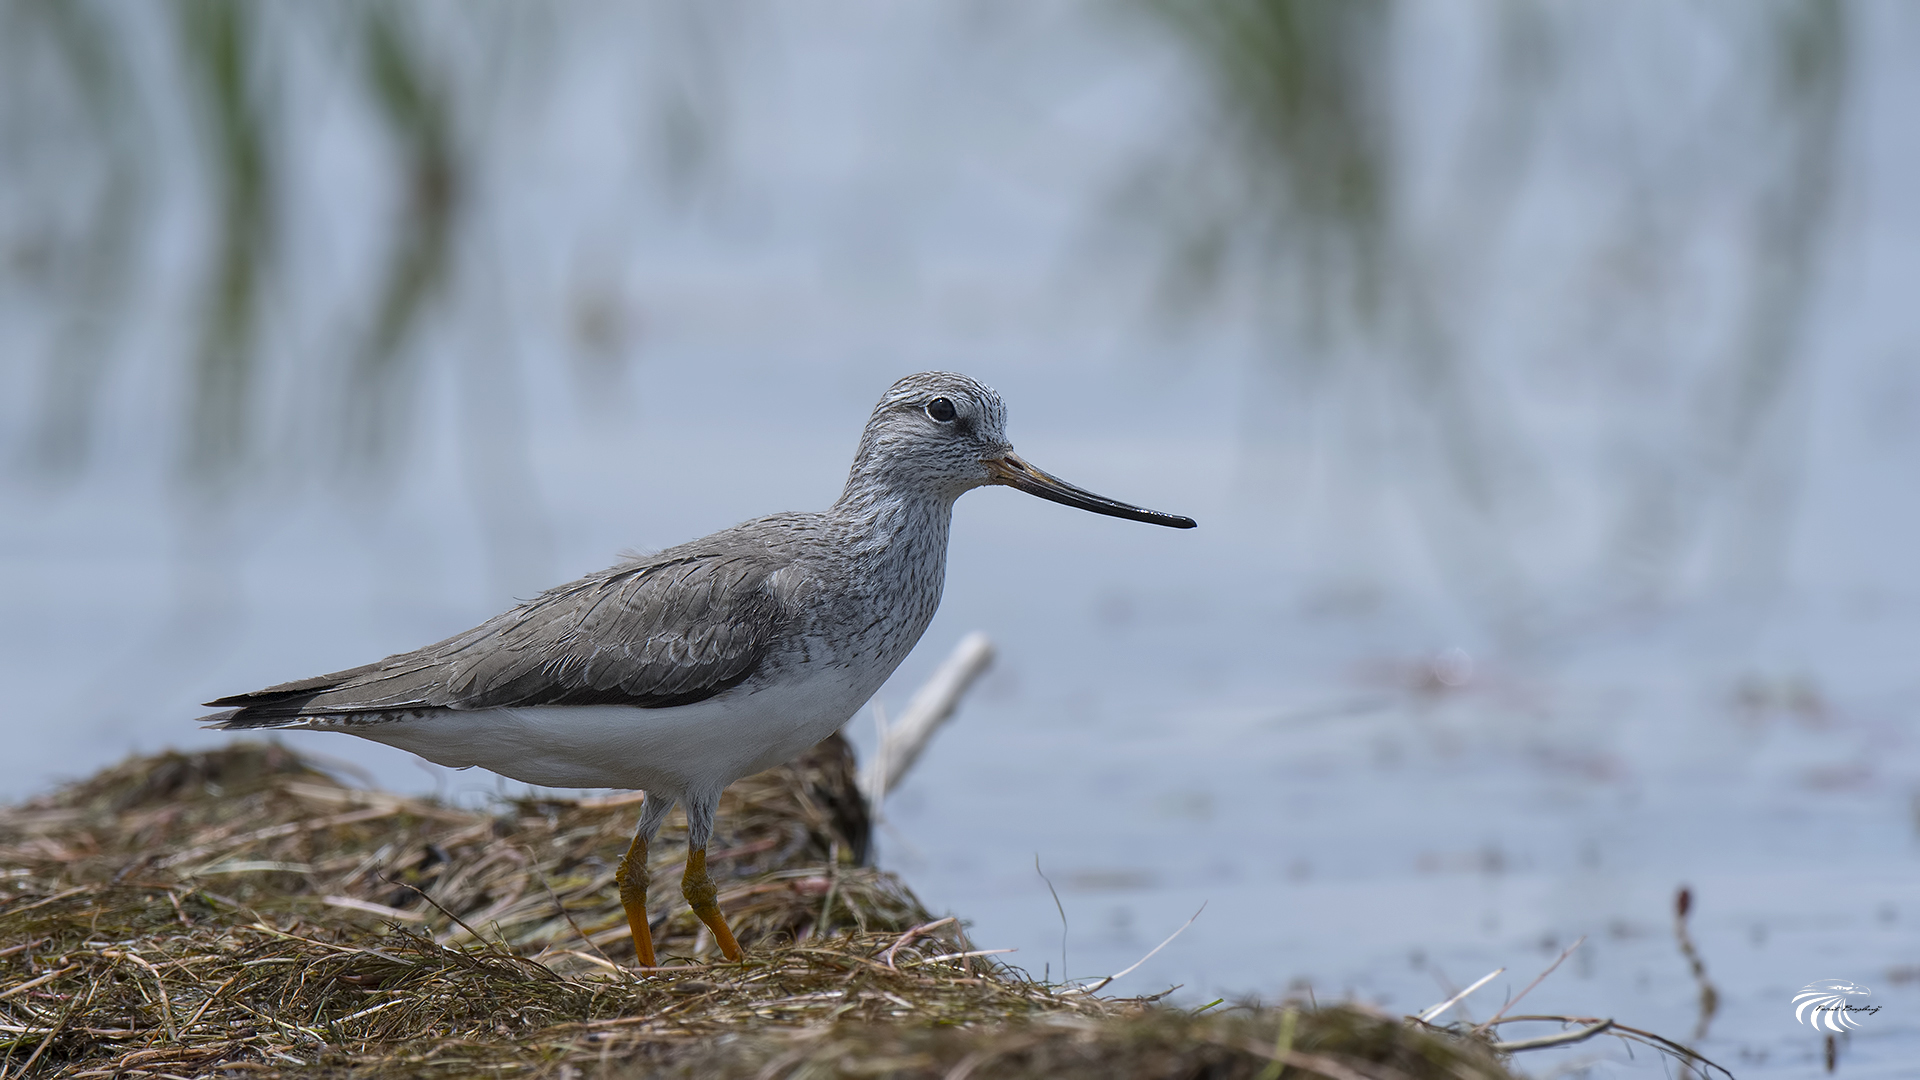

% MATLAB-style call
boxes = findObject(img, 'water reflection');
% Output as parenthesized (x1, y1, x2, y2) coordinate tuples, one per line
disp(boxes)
(4, 4, 1856, 619)
(1137, 0, 1849, 628)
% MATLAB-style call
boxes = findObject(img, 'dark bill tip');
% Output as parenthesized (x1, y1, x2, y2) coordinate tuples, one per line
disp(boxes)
(986, 454, 1197, 529)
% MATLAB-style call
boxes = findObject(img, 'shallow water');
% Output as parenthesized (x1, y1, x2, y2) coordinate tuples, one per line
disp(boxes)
(6, 4, 1920, 1075)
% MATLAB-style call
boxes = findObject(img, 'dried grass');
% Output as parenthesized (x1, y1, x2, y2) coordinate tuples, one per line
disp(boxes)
(0, 740, 1522, 1079)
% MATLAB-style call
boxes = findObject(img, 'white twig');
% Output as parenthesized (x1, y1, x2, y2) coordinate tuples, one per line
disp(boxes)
(1414, 967, 1505, 1023)
(858, 632, 994, 803)
(335, 998, 412, 1025)
(884, 916, 958, 970)
(0, 966, 76, 1002)
(1063, 902, 1206, 996)
(1480, 935, 1586, 1032)
(919, 948, 1017, 965)
(321, 895, 428, 923)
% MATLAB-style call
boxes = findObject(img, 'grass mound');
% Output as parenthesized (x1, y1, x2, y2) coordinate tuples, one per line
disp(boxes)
(0, 740, 1525, 1078)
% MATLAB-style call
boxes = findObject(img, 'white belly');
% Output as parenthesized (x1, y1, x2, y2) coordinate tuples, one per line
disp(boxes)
(340, 664, 876, 796)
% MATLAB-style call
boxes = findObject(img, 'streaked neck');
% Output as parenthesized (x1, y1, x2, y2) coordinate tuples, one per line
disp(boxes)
(829, 476, 956, 569)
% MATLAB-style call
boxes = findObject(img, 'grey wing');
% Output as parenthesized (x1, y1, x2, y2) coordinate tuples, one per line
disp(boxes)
(203, 552, 787, 727)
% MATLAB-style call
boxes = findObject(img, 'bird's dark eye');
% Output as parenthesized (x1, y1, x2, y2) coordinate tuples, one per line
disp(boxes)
(925, 397, 957, 423)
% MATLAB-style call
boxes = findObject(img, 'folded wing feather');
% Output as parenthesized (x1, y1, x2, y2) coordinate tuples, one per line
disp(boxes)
(203, 550, 786, 727)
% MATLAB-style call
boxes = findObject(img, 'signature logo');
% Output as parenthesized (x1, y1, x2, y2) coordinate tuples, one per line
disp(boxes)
(1793, 979, 1878, 1031)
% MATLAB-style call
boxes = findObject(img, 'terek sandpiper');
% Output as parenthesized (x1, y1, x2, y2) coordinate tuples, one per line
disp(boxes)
(201, 371, 1195, 966)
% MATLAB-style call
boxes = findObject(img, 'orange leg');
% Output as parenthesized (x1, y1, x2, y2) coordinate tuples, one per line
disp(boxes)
(616, 830, 657, 967)
(681, 846, 744, 962)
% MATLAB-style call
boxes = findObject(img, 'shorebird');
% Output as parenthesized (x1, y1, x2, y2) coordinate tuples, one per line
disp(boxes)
(201, 372, 1195, 966)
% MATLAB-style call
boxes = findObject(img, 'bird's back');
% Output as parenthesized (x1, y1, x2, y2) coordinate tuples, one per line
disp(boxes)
(203, 513, 825, 728)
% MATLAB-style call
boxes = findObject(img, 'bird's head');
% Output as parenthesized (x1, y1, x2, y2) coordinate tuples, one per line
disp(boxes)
(846, 371, 1196, 528)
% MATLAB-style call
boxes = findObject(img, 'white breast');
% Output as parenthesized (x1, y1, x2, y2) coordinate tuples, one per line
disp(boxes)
(340, 661, 879, 797)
